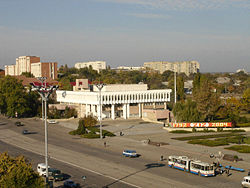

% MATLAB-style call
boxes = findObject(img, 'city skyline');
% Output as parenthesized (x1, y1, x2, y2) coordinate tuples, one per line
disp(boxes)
(0, 0, 249, 72)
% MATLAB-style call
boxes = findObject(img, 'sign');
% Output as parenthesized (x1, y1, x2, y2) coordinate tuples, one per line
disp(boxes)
(172, 122, 232, 128)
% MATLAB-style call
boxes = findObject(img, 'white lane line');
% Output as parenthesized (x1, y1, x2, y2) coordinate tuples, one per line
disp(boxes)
(2, 140, 141, 188)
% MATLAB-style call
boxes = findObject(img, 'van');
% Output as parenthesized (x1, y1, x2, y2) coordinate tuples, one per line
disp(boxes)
(242, 176, 250, 188)
(37, 163, 50, 177)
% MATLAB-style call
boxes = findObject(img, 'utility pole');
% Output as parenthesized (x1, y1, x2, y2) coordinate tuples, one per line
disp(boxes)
(95, 83, 105, 139)
(31, 79, 58, 187)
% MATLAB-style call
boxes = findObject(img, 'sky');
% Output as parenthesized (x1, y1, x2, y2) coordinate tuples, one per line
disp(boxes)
(0, 0, 249, 72)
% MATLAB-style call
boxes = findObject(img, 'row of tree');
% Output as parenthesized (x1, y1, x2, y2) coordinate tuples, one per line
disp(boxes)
(173, 73, 250, 124)
(0, 76, 40, 117)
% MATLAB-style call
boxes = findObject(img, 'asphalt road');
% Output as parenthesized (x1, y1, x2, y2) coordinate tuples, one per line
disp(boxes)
(0, 117, 241, 188)
(0, 140, 136, 188)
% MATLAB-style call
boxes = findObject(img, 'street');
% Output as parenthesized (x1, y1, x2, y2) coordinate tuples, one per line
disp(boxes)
(0, 116, 242, 188)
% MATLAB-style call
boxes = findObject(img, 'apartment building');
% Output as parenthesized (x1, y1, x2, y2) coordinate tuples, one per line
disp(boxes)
(143, 61, 200, 76)
(75, 61, 106, 73)
(31, 62, 58, 79)
(5, 56, 58, 79)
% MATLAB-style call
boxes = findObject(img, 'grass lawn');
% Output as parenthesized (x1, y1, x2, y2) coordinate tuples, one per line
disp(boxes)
(225, 145, 250, 153)
(169, 130, 192, 134)
(188, 139, 229, 147)
(187, 135, 247, 147)
(172, 133, 242, 141)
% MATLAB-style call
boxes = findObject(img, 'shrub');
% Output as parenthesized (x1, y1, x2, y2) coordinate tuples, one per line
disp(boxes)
(237, 122, 250, 127)
(217, 127, 223, 132)
(81, 133, 100, 139)
(169, 130, 192, 134)
(103, 130, 115, 137)
(225, 145, 250, 153)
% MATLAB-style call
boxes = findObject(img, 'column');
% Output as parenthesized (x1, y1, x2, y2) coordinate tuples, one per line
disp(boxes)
(164, 102, 167, 109)
(123, 104, 127, 119)
(127, 103, 130, 119)
(111, 104, 115, 120)
(85, 104, 89, 116)
(138, 103, 142, 118)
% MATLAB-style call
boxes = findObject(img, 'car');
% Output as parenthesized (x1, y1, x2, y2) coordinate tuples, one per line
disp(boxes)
(48, 168, 64, 181)
(22, 130, 29, 134)
(122, 150, 138, 157)
(48, 120, 58, 124)
(242, 176, 250, 188)
(37, 163, 50, 176)
(63, 180, 79, 188)
(15, 121, 23, 126)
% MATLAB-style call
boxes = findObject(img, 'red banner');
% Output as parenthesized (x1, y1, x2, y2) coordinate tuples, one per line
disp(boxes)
(172, 122, 232, 128)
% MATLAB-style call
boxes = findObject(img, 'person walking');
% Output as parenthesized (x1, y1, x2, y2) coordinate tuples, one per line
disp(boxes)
(104, 141, 106, 147)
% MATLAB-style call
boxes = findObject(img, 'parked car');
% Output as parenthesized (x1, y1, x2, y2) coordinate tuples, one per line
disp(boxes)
(15, 121, 23, 126)
(48, 120, 58, 124)
(37, 163, 50, 176)
(22, 130, 29, 134)
(63, 180, 79, 188)
(122, 150, 138, 157)
(48, 168, 64, 181)
(242, 176, 250, 188)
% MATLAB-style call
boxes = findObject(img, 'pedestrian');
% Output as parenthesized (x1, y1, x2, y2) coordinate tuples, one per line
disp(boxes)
(160, 155, 164, 161)
(104, 141, 106, 147)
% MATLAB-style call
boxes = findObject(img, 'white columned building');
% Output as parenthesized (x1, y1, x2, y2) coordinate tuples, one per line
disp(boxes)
(56, 83, 172, 120)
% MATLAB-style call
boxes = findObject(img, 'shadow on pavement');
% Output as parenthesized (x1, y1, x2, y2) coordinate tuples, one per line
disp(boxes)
(103, 162, 165, 188)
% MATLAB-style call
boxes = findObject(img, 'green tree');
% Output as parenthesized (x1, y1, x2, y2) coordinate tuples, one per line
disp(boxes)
(241, 88, 250, 112)
(0, 152, 44, 188)
(193, 75, 220, 121)
(173, 99, 200, 122)
(21, 72, 34, 78)
(0, 76, 36, 117)
(83, 115, 97, 127)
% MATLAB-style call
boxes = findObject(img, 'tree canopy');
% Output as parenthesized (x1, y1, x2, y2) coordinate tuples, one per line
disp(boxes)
(0, 76, 40, 117)
(0, 152, 44, 188)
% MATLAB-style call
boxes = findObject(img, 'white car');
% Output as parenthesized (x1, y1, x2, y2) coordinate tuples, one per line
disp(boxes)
(37, 163, 50, 176)
(122, 150, 138, 157)
(242, 176, 250, 188)
(48, 120, 58, 124)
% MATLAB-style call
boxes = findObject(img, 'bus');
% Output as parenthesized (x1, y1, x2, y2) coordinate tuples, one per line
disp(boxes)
(168, 156, 215, 177)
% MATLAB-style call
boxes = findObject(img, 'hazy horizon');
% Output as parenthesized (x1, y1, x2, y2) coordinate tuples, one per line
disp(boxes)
(0, 0, 249, 73)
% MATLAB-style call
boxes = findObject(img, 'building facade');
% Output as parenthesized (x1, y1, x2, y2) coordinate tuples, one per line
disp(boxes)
(31, 62, 58, 79)
(56, 84, 172, 122)
(75, 61, 106, 73)
(144, 61, 200, 76)
(5, 56, 58, 79)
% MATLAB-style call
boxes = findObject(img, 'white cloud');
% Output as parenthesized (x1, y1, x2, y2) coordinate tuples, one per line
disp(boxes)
(96, 0, 250, 10)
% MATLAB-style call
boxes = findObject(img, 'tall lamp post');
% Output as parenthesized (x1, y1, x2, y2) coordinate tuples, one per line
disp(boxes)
(37, 77, 47, 121)
(95, 83, 105, 139)
(31, 80, 58, 186)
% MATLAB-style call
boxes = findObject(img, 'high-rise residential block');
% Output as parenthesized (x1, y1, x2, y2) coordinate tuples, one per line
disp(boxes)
(143, 61, 200, 76)
(5, 56, 57, 79)
(75, 61, 106, 73)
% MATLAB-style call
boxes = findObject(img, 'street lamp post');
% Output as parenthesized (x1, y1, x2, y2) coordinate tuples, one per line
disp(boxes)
(37, 77, 47, 121)
(95, 83, 105, 139)
(31, 79, 58, 187)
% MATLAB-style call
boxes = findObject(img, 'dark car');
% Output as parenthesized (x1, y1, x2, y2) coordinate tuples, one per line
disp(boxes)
(22, 130, 29, 134)
(15, 121, 23, 126)
(63, 180, 79, 188)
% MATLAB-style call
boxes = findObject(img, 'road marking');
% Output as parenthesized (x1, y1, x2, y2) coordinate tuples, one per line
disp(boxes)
(1, 140, 141, 188)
